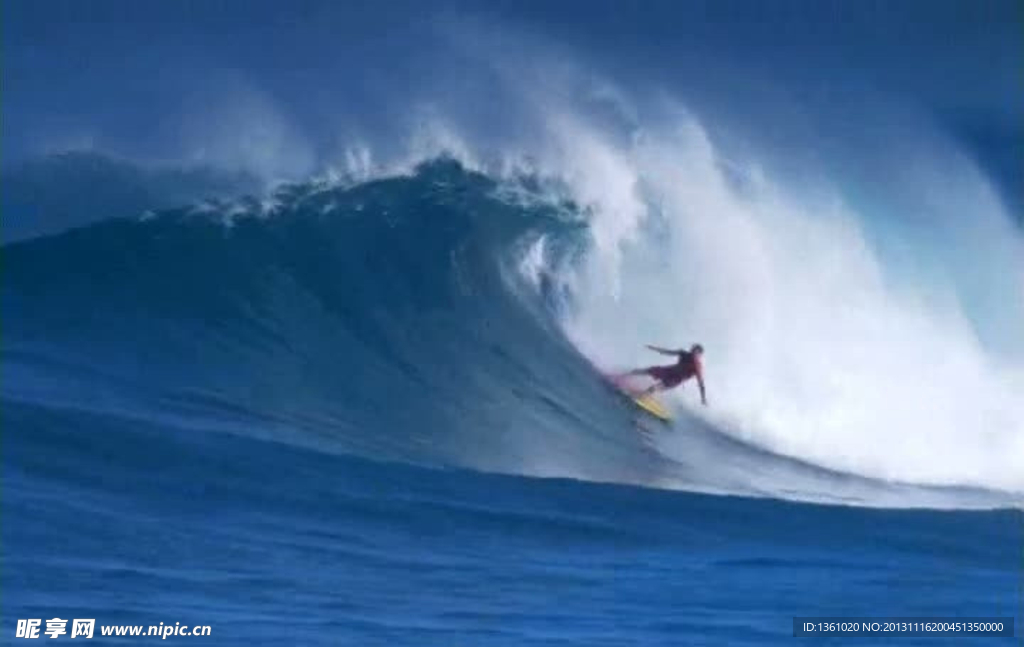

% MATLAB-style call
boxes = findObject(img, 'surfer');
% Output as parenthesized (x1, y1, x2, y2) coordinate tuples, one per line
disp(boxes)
(624, 344, 706, 405)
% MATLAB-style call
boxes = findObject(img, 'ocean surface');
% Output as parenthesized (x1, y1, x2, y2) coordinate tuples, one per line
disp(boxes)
(4, 158, 1021, 645)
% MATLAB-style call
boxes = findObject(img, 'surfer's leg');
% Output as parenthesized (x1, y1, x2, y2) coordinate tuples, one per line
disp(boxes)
(643, 370, 683, 396)
(641, 381, 665, 396)
(627, 366, 655, 377)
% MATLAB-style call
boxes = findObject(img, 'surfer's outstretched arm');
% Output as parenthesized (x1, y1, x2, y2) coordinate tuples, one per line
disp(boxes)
(646, 345, 682, 356)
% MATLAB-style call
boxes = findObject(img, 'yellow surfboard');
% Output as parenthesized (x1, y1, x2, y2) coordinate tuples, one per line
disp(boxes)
(603, 371, 672, 422)
(630, 393, 672, 422)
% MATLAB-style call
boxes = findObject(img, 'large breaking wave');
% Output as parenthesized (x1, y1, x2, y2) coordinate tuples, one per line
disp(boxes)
(4, 121, 1022, 509)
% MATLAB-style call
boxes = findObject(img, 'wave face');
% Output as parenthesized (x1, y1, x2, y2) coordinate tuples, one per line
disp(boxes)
(4, 161, 665, 485)
(4, 154, 1021, 508)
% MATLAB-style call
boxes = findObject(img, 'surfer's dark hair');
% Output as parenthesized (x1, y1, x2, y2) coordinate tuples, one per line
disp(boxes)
(691, 343, 705, 354)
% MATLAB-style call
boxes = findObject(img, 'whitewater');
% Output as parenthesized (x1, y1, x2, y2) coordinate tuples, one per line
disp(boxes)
(307, 91, 1024, 500)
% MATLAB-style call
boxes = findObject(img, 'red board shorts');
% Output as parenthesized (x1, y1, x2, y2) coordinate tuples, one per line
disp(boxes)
(646, 365, 687, 388)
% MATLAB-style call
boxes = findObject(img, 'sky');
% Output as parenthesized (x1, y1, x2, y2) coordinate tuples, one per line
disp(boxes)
(3, 0, 1021, 196)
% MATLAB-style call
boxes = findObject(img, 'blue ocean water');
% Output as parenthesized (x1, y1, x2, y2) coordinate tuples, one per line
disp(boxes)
(4, 160, 1020, 644)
